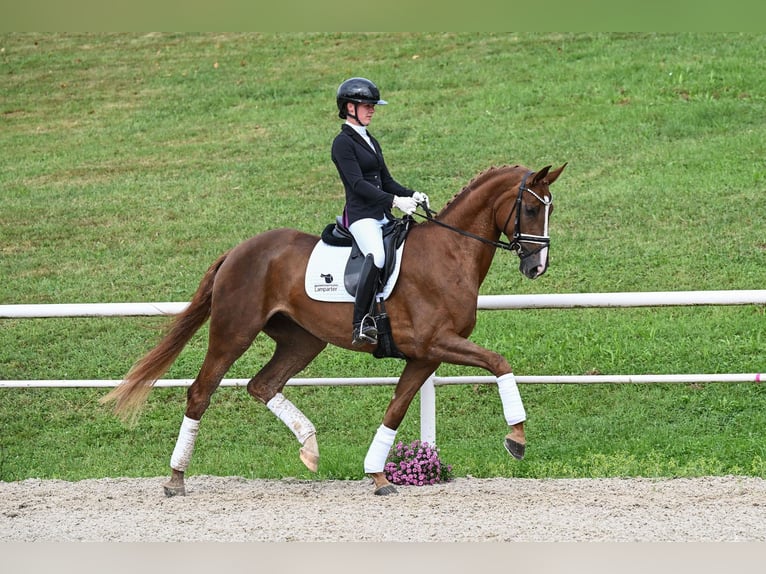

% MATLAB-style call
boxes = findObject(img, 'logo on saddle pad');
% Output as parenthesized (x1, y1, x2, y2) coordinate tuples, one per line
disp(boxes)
(305, 241, 404, 303)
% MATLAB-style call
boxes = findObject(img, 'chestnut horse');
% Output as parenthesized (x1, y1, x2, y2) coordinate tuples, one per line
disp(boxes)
(102, 162, 566, 496)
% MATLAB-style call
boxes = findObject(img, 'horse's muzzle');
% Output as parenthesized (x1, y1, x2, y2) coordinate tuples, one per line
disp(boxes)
(519, 246, 549, 279)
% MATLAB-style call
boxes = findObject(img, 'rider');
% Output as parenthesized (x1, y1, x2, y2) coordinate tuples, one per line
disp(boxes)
(331, 77, 429, 347)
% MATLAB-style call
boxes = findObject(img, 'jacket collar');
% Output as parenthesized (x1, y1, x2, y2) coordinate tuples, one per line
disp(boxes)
(342, 123, 378, 154)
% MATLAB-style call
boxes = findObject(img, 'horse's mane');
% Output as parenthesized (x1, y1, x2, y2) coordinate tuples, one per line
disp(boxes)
(436, 164, 523, 218)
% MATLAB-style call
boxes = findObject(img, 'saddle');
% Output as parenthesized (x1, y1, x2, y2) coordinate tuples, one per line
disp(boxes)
(320, 216, 411, 296)
(319, 216, 413, 360)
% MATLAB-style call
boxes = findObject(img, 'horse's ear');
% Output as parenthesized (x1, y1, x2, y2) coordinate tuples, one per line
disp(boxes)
(531, 165, 552, 186)
(533, 162, 567, 186)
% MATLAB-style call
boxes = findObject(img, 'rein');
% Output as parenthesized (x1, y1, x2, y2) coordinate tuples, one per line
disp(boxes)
(411, 171, 553, 259)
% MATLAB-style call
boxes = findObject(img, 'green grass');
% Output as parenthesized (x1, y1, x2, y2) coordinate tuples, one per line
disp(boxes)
(1, 32, 765, 482)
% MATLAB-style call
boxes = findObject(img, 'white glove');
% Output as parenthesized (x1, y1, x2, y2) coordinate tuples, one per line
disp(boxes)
(412, 191, 430, 209)
(392, 195, 418, 215)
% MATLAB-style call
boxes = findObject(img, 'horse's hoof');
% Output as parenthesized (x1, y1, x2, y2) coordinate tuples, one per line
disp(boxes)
(300, 434, 320, 472)
(504, 437, 526, 460)
(374, 484, 398, 496)
(300, 447, 319, 472)
(163, 483, 186, 497)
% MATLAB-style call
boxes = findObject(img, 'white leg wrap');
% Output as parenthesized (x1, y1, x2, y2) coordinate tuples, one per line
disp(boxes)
(363, 424, 397, 473)
(170, 415, 200, 472)
(266, 393, 316, 444)
(497, 373, 527, 425)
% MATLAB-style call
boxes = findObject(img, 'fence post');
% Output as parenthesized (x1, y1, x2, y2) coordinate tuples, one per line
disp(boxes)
(420, 373, 437, 445)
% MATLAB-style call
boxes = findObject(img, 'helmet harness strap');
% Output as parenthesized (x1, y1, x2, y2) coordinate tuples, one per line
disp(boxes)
(348, 102, 365, 126)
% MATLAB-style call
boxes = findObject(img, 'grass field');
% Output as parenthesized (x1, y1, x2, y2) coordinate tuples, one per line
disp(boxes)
(1, 32, 765, 482)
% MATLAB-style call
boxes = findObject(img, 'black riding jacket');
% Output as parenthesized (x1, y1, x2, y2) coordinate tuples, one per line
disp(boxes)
(331, 123, 415, 226)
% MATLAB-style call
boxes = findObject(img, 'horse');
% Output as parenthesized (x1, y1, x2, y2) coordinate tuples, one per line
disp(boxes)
(102, 162, 567, 496)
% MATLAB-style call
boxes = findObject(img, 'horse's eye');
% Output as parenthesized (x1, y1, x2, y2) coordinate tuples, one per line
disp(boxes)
(524, 205, 539, 217)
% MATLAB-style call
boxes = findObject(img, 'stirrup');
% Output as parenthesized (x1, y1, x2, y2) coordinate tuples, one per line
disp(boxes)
(352, 315, 378, 346)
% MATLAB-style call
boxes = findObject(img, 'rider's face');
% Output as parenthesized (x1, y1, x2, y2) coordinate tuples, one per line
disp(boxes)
(347, 102, 375, 126)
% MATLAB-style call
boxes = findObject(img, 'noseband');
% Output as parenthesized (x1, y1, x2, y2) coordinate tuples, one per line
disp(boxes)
(415, 171, 553, 259)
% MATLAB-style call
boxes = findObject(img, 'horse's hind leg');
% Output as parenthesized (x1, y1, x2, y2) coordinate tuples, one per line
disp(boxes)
(163, 357, 228, 495)
(164, 309, 265, 497)
(248, 314, 327, 472)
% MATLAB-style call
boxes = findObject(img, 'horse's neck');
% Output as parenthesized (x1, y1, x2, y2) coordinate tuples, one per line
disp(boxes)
(430, 171, 516, 286)
(440, 171, 513, 243)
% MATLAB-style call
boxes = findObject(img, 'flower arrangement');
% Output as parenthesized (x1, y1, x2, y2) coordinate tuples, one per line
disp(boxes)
(384, 439, 453, 486)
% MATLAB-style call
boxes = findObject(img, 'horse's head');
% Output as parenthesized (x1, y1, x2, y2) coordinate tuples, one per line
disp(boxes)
(499, 163, 567, 279)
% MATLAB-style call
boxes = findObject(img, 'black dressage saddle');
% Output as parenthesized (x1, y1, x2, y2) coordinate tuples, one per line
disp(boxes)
(320, 216, 412, 296)
(319, 216, 413, 359)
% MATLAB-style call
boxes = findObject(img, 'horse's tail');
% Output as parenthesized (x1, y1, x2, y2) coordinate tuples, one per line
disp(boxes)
(100, 251, 230, 423)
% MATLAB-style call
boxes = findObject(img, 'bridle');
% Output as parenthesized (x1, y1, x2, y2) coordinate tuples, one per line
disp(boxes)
(413, 171, 553, 260)
(502, 170, 553, 259)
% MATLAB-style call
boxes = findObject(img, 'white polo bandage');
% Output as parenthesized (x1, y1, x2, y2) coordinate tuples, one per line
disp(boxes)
(170, 415, 200, 472)
(363, 424, 397, 473)
(266, 393, 316, 444)
(497, 373, 527, 425)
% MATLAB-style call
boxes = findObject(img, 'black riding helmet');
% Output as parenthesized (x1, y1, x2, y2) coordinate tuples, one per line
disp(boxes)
(336, 77, 388, 120)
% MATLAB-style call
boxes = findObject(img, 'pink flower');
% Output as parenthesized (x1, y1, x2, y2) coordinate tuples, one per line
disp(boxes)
(383, 439, 453, 486)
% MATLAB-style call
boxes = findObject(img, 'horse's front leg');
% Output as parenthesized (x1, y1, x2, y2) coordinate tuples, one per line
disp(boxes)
(498, 373, 527, 460)
(364, 360, 439, 496)
(164, 468, 186, 496)
(414, 333, 527, 460)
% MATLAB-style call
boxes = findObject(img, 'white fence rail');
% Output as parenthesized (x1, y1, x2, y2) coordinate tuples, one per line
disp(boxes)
(2, 290, 765, 444)
(3, 290, 766, 318)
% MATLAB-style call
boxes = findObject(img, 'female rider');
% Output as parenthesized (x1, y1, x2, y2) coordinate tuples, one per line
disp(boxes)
(331, 77, 429, 346)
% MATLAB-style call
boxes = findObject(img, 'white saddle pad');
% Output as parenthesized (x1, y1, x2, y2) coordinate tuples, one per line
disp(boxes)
(305, 240, 404, 302)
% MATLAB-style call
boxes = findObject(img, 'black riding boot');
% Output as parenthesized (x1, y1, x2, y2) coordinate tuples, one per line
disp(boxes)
(352, 254, 382, 346)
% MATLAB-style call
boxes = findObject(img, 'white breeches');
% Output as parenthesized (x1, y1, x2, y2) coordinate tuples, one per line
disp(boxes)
(349, 216, 388, 268)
